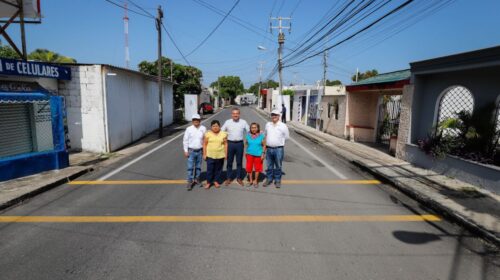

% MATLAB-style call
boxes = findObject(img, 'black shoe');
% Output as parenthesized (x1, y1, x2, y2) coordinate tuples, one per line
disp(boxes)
(262, 179, 272, 187)
(186, 181, 194, 191)
(275, 182, 281, 189)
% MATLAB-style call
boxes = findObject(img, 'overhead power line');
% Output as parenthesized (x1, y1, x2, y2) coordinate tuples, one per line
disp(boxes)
(284, 0, 416, 68)
(103, 0, 154, 18)
(290, 0, 303, 16)
(128, 0, 155, 17)
(161, 23, 191, 66)
(186, 0, 241, 57)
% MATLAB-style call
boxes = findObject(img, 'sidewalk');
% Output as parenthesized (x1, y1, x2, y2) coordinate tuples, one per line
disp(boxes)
(0, 111, 219, 212)
(287, 119, 499, 245)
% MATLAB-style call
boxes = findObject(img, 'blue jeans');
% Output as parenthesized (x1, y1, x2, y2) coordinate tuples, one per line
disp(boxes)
(206, 157, 224, 184)
(187, 149, 202, 182)
(227, 141, 244, 180)
(266, 146, 284, 182)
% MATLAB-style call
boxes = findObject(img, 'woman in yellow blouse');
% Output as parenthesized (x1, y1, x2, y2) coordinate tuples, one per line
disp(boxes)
(203, 120, 228, 189)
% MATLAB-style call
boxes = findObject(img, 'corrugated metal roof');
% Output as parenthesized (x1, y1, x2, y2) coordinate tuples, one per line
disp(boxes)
(350, 69, 410, 86)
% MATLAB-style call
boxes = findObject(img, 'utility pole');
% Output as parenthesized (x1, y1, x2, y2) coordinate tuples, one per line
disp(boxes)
(270, 16, 291, 106)
(356, 67, 359, 83)
(170, 60, 173, 82)
(123, 0, 130, 68)
(317, 50, 328, 130)
(257, 61, 265, 109)
(156, 5, 164, 138)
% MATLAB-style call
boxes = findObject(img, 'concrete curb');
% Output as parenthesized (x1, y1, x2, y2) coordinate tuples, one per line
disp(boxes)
(288, 122, 500, 247)
(0, 167, 93, 212)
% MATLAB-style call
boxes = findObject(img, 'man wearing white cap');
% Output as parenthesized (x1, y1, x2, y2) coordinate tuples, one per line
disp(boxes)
(263, 108, 289, 188)
(183, 113, 206, 190)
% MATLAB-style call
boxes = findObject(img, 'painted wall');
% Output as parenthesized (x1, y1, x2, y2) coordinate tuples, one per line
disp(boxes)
(58, 65, 107, 153)
(321, 95, 347, 138)
(59, 65, 173, 153)
(405, 144, 499, 194)
(271, 93, 291, 121)
(411, 66, 500, 143)
(346, 91, 379, 142)
(105, 67, 173, 152)
(184, 94, 198, 121)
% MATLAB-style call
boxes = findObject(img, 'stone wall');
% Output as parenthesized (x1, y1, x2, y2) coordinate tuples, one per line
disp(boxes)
(396, 84, 414, 159)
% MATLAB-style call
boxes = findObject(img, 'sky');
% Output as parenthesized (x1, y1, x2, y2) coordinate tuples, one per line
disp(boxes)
(3, 0, 500, 88)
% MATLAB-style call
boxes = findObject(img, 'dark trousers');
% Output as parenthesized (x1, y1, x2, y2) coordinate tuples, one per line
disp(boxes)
(227, 141, 244, 180)
(282, 113, 286, 123)
(206, 157, 224, 184)
(266, 146, 284, 182)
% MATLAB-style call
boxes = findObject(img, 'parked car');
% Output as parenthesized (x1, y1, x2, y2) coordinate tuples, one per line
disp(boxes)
(199, 102, 214, 114)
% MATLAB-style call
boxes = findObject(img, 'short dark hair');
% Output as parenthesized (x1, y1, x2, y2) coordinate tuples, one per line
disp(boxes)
(211, 120, 220, 126)
(250, 122, 260, 132)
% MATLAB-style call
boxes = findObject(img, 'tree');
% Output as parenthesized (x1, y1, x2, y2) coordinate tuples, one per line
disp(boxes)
(351, 69, 378, 82)
(282, 89, 294, 97)
(0, 45, 20, 59)
(138, 57, 203, 108)
(326, 79, 342, 86)
(210, 76, 244, 102)
(28, 49, 76, 63)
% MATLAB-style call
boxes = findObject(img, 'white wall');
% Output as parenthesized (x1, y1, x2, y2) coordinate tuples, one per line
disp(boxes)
(271, 93, 291, 121)
(58, 65, 107, 153)
(59, 65, 173, 153)
(184, 94, 198, 121)
(105, 67, 173, 152)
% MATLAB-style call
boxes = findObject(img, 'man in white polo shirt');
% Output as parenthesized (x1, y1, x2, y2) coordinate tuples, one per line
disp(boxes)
(263, 108, 289, 188)
(222, 107, 250, 186)
(183, 113, 206, 191)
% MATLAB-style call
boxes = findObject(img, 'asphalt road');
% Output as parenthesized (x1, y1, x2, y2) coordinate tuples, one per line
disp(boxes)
(0, 107, 498, 280)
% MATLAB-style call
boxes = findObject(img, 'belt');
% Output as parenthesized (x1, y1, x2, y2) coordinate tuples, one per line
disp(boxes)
(266, 146, 283, 149)
(228, 140, 243, 143)
(188, 148, 202, 152)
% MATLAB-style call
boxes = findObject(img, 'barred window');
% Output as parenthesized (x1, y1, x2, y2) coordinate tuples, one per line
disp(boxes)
(437, 86, 474, 123)
(437, 86, 474, 136)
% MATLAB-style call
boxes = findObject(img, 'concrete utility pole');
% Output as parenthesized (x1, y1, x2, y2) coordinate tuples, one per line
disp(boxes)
(257, 60, 265, 109)
(270, 16, 291, 105)
(123, 0, 130, 68)
(317, 50, 328, 130)
(156, 5, 164, 138)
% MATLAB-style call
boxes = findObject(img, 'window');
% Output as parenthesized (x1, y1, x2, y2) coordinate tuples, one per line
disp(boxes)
(437, 86, 474, 136)
(327, 101, 339, 120)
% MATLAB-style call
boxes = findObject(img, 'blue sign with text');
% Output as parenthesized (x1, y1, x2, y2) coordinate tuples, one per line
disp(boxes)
(0, 58, 71, 80)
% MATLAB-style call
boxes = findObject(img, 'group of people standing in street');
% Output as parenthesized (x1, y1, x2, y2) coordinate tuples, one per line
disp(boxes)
(182, 108, 289, 191)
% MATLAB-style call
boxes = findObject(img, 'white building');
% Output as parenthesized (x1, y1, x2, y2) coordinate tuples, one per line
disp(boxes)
(59, 64, 174, 153)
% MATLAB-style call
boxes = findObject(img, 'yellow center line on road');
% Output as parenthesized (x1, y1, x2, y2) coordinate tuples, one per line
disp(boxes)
(68, 180, 381, 185)
(0, 215, 441, 223)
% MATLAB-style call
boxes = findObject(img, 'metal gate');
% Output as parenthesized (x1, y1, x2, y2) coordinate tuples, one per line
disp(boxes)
(377, 96, 401, 145)
(0, 103, 34, 157)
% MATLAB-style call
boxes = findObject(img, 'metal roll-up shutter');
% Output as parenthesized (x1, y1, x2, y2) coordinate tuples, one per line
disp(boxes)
(0, 103, 34, 157)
